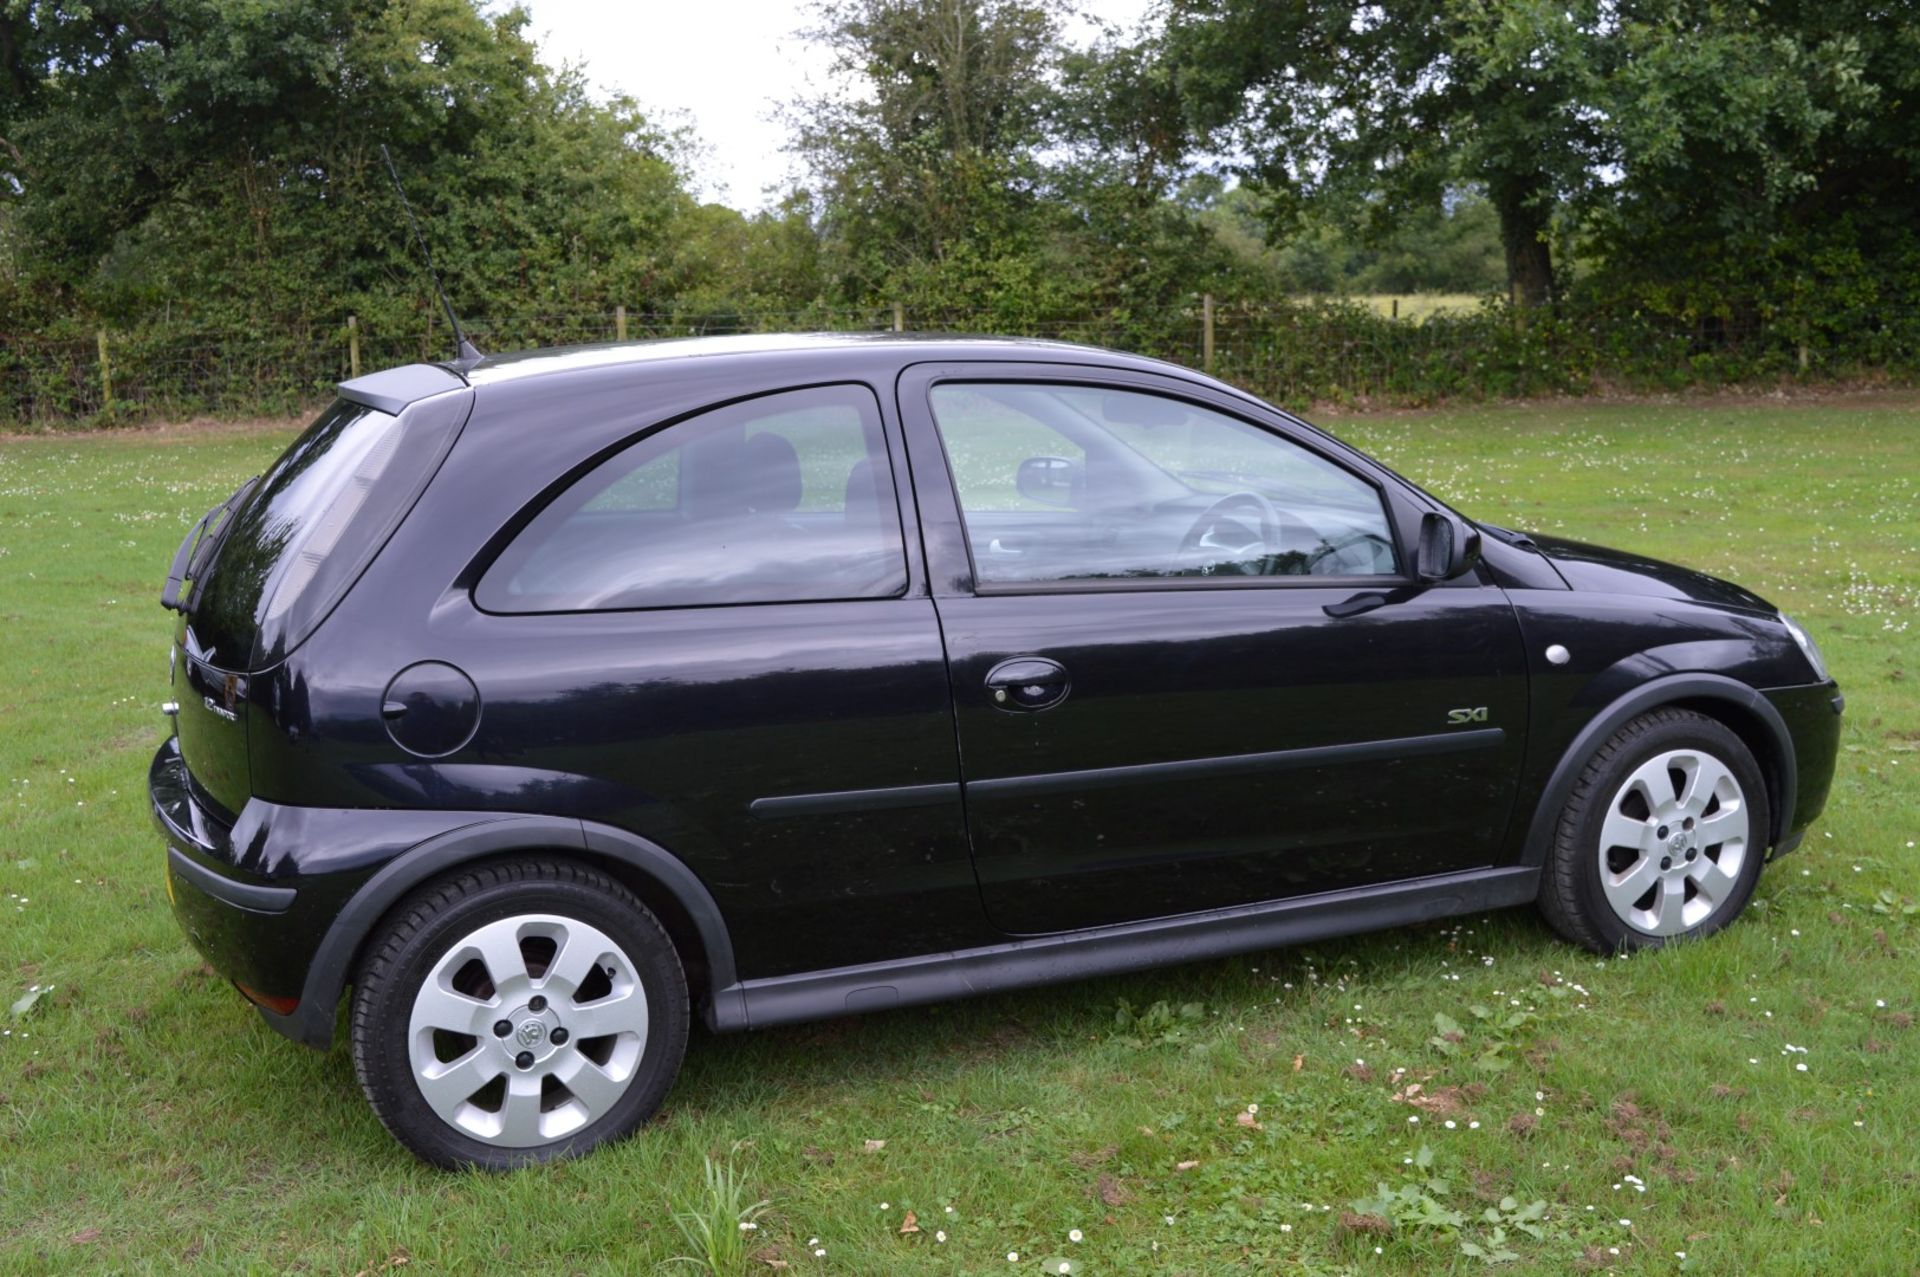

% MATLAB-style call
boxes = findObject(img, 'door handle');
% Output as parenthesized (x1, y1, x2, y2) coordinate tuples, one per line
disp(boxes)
(1323, 585, 1421, 619)
(1324, 591, 1389, 618)
(984, 657, 1070, 712)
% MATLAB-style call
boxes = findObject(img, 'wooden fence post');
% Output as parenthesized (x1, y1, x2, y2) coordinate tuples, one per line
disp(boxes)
(1391, 297, 1399, 321)
(616, 304, 628, 342)
(1202, 293, 1215, 374)
(892, 301, 904, 333)
(96, 330, 112, 413)
(348, 315, 361, 379)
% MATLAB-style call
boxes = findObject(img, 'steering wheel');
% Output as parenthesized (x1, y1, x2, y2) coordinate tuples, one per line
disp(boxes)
(1178, 492, 1282, 575)
(1305, 531, 1396, 576)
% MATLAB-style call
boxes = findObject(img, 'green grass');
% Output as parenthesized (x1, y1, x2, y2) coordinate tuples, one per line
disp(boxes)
(3, 394, 1917, 1275)
(1293, 294, 1487, 323)
(1353, 294, 1485, 323)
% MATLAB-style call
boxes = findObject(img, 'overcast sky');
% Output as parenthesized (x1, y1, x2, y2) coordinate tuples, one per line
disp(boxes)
(520, 0, 1157, 211)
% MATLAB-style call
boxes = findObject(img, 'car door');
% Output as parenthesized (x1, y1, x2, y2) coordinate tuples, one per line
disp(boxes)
(463, 382, 979, 977)
(897, 362, 1530, 935)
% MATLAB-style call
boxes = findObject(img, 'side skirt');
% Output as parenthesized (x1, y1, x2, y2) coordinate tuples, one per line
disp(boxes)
(709, 865, 1541, 1032)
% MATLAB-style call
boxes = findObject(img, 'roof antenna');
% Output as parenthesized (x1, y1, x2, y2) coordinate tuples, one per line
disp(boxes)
(380, 144, 482, 368)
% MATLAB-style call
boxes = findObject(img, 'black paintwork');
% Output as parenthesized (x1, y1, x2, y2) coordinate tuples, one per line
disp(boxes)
(146, 334, 1842, 1047)
(1528, 533, 1777, 612)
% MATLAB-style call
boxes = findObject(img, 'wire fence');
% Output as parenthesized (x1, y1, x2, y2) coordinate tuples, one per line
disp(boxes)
(5, 297, 1917, 427)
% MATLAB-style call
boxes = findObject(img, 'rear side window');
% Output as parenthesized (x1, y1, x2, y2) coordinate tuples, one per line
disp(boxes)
(478, 385, 908, 613)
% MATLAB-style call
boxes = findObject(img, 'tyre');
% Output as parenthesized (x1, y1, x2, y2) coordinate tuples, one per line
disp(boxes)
(1537, 708, 1770, 953)
(350, 858, 688, 1169)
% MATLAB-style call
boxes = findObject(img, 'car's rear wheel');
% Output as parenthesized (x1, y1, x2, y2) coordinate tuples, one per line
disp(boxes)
(1538, 708, 1770, 953)
(350, 859, 688, 1169)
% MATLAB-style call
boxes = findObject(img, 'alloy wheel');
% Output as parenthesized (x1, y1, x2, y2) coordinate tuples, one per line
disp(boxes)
(406, 913, 650, 1147)
(1596, 748, 1750, 937)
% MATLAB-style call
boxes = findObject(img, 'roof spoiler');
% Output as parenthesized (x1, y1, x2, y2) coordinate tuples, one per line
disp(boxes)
(337, 363, 469, 416)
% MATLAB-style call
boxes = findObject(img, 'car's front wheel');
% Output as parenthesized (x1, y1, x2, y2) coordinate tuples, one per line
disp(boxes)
(1538, 708, 1770, 953)
(350, 859, 688, 1169)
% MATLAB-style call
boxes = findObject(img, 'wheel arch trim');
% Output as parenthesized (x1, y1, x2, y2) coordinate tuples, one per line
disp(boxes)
(267, 815, 737, 1049)
(1518, 673, 1796, 870)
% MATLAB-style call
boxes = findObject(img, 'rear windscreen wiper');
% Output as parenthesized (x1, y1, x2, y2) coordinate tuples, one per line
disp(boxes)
(160, 477, 258, 614)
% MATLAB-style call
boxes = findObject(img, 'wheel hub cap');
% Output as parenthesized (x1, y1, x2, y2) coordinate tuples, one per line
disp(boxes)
(407, 913, 649, 1147)
(1597, 748, 1749, 937)
(509, 1008, 559, 1062)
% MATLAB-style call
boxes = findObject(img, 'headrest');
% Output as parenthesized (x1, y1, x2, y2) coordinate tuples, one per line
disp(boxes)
(844, 456, 884, 523)
(740, 431, 802, 515)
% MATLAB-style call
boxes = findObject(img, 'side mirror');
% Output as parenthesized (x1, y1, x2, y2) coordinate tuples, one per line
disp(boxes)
(1016, 455, 1081, 508)
(1416, 511, 1482, 582)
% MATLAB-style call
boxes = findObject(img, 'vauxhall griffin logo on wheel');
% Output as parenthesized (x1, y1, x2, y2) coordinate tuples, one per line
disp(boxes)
(147, 332, 1842, 1168)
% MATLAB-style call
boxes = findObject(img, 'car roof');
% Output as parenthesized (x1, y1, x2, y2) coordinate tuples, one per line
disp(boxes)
(457, 331, 1194, 387)
(340, 331, 1239, 411)
(334, 331, 1309, 449)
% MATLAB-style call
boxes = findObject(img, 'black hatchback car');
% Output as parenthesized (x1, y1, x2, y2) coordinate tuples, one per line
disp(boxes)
(151, 334, 1842, 1167)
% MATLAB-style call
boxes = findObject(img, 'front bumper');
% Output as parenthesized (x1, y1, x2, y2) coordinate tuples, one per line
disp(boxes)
(1760, 678, 1843, 855)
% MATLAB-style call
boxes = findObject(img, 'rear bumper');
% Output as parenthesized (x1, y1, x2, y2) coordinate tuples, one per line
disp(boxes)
(152, 737, 334, 1037)
(151, 738, 550, 1049)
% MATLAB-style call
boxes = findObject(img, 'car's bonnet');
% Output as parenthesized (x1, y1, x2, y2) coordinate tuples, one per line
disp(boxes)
(1527, 533, 1775, 614)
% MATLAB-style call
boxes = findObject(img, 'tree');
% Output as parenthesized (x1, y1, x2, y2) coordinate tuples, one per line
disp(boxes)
(0, 0, 701, 336)
(789, 0, 1065, 310)
(790, 0, 1237, 327)
(1048, 25, 1240, 313)
(1167, 0, 1610, 308)
(1203, 186, 1505, 295)
(668, 194, 830, 315)
(1166, 0, 1920, 325)
(1582, 1, 1919, 333)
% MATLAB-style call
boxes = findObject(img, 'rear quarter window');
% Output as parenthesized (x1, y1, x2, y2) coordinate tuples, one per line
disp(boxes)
(477, 384, 909, 613)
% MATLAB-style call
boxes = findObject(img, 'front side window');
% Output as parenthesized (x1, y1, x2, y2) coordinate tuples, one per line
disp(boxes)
(928, 383, 1399, 586)
(479, 385, 907, 612)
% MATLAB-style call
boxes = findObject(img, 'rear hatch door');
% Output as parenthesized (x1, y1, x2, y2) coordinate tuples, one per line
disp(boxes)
(158, 377, 472, 817)
(170, 624, 251, 820)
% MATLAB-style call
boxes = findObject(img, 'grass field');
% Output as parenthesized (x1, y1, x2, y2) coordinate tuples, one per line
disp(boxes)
(1342, 294, 1485, 323)
(2, 393, 1917, 1275)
